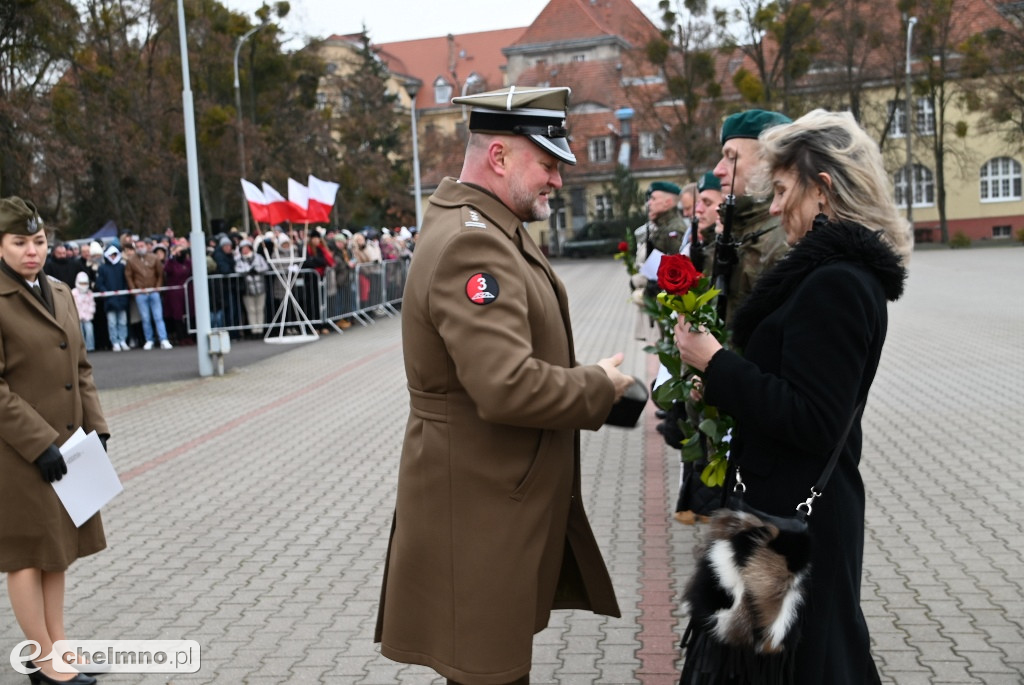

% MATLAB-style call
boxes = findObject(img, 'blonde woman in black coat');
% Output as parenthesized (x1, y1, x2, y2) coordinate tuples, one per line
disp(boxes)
(0, 198, 107, 685)
(674, 110, 910, 684)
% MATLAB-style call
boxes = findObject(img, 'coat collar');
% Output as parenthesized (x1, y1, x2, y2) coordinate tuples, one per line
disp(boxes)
(0, 260, 61, 321)
(731, 219, 907, 348)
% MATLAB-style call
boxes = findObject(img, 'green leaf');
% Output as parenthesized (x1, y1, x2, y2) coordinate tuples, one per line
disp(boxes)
(682, 291, 697, 312)
(681, 439, 705, 462)
(697, 417, 721, 442)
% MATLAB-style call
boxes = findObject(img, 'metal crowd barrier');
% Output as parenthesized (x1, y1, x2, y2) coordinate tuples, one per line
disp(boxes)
(183, 261, 406, 335)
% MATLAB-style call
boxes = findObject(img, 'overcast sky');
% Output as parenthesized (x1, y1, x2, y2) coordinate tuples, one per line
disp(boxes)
(222, 0, 668, 46)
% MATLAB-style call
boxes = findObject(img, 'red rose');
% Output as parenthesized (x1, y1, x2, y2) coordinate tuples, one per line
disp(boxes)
(618, 241, 629, 252)
(657, 253, 702, 295)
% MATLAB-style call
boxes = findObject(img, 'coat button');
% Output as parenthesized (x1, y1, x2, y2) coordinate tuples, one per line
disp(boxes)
(66, 423, 74, 430)
(65, 383, 73, 390)
(59, 341, 68, 349)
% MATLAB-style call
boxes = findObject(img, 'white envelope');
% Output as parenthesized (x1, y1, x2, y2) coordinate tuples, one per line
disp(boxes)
(53, 430, 123, 527)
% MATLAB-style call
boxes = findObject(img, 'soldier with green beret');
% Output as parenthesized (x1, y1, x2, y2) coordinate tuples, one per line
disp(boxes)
(661, 111, 793, 529)
(629, 179, 689, 303)
(0, 196, 109, 685)
(709, 109, 793, 322)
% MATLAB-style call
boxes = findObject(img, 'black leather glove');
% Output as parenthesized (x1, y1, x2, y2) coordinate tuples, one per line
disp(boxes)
(99, 434, 109, 451)
(35, 444, 68, 483)
(655, 403, 687, 450)
(644, 281, 661, 300)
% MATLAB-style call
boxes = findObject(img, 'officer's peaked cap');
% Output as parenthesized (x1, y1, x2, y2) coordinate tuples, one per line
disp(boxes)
(453, 86, 577, 165)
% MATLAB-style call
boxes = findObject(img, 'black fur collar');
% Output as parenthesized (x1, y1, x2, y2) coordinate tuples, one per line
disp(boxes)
(731, 219, 907, 348)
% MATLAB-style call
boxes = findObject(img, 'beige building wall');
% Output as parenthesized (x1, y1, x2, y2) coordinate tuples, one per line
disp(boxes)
(863, 80, 1024, 243)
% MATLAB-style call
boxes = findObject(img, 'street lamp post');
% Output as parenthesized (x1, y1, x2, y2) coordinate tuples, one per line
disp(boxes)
(176, 0, 213, 376)
(404, 79, 424, 230)
(234, 23, 265, 235)
(905, 16, 918, 232)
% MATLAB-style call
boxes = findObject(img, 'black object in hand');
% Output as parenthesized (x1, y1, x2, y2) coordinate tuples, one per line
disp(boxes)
(604, 377, 649, 428)
(35, 444, 68, 483)
(99, 434, 109, 451)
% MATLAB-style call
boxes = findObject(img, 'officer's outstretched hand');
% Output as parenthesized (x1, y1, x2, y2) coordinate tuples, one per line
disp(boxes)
(655, 403, 687, 450)
(35, 444, 68, 483)
(597, 353, 634, 401)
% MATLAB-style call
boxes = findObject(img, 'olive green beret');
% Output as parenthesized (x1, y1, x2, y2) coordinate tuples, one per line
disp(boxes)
(0, 196, 43, 236)
(720, 109, 792, 144)
(646, 181, 682, 198)
(697, 171, 721, 192)
(453, 85, 577, 165)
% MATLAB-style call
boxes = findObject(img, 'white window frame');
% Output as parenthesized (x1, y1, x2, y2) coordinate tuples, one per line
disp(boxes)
(588, 136, 612, 163)
(992, 225, 1012, 239)
(594, 194, 614, 220)
(888, 99, 907, 138)
(979, 157, 1022, 202)
(894, 164, 935, 207)
(433, 77, 452, 105)
(915, 97, 935, 135)
(638, 132, 664, 160)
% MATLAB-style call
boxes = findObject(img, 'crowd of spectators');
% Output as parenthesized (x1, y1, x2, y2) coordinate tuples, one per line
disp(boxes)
(50, 224, 417, 351)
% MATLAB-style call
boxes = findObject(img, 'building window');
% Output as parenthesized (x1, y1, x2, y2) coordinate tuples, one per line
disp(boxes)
(888, 100, 908, 138)
(888, 98, 935, 137)
(993, 225, 1012, 239)
(894, 164, 935, 207)
(572, 54, 586, 62)
(980, 157, 1022, 201)
(915, 97, 935, 135)
(639, 132, 664, 159)
(315, 92, 328, 111)
(588, 136, 612, 163)
(433, 77, 452, 105)
(594, 194, 614, 220)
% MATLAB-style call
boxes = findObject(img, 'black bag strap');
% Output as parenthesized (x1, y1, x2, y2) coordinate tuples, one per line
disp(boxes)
(795, 401, 864, 516)
(733, 401, 864, 519)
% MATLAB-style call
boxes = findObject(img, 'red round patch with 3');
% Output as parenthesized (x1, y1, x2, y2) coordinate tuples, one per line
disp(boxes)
(466, 272, 499, 305)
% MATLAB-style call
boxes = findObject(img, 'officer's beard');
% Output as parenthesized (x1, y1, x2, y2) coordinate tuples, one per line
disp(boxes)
(508, 174, 552, 223)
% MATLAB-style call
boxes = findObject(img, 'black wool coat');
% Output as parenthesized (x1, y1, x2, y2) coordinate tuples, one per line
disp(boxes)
(702, 220, 906, 684)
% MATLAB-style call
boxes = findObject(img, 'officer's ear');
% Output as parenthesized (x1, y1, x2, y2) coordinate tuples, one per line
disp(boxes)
(487, 139, 509, 176)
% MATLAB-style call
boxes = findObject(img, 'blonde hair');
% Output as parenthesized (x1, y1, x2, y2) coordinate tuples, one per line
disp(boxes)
(758, 109, 913, 264)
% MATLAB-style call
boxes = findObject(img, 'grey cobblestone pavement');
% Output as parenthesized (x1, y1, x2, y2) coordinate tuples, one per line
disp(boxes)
(2, 246, 1022, 684)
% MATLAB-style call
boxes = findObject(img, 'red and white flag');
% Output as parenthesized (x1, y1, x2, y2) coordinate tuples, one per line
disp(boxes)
(307, 175, 339, 223)
(262, 182, 294, 226)
(287, 178, 310, 223)
(241, 179, 270, 224)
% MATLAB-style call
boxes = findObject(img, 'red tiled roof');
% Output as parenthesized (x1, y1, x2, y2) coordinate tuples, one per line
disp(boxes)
(374, 28, 527, 109)
(512, 0, 659, 48)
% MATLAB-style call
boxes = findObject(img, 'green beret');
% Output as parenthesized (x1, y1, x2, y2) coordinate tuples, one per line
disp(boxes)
(453, 85, 577, 165)
(0, 196, 43, 236)
(697, 171, 721, 192)
(646, 181, 682, 198)
(720, 109, 792, 144)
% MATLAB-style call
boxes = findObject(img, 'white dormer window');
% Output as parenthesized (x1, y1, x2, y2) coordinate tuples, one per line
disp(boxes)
(434, 77, 452, 105)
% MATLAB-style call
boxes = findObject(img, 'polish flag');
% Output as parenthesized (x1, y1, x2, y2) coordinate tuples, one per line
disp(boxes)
(287, 178, 310, 223)
(307, 175, 339, 223)
(262, 182, 293, 226)
(241, 179, 270, 224)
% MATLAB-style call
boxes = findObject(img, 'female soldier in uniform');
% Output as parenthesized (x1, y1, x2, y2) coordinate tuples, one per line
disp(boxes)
(0, 196, 109, 685)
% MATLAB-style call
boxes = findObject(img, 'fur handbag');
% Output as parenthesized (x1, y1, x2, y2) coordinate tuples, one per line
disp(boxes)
(679, 406, 861, 685)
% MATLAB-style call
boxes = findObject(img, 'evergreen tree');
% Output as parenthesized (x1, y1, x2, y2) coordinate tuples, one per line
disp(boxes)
(326, 29, 412, 229)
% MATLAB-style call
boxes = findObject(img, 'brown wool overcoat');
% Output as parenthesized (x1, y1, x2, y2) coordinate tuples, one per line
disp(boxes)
(0, 266, 108, 572)
(375, 178, 620, 684)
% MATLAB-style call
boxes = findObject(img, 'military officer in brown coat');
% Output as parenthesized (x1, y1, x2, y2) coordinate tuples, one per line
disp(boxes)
(0, 197, 108, 685)
(375, 87, 634, 685)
